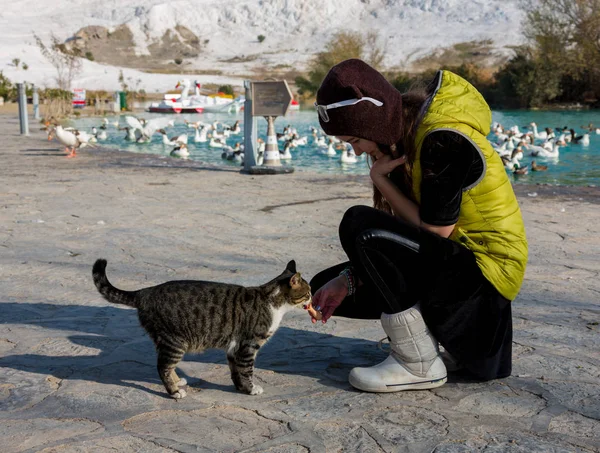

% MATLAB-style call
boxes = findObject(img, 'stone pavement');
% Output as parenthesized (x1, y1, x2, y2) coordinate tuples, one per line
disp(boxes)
(1, 115, 599, 452)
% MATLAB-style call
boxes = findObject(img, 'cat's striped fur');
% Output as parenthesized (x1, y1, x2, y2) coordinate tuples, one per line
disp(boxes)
(92, 259, 311, 398)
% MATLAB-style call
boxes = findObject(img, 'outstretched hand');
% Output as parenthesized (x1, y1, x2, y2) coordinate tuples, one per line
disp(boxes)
(370, 154, 407, 179)
(306, 275, 348, 323)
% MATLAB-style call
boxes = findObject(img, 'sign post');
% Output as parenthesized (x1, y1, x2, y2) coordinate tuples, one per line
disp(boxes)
(242, 80, 257, 171)
(243, 80, 294, 175)
(17, 83, 29, 136)
(32, 85, 40, 120)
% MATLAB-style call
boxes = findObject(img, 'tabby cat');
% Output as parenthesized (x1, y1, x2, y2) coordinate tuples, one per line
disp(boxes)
(92, 259, 311, 399)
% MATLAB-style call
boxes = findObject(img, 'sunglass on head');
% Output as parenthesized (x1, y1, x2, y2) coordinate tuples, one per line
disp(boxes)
(314, 97, 384, 123)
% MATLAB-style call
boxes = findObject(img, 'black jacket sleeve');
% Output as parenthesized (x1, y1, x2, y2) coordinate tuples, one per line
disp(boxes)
(419, 131, 485, 226)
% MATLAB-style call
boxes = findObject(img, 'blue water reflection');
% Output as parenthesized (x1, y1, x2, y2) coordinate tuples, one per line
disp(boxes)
(70, 109, 600, 186)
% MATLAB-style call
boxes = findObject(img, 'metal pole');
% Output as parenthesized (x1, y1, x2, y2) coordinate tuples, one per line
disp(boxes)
(32, 85, 40, 120)
(17, 83, 29, 135)
(243, 80, 257, 171)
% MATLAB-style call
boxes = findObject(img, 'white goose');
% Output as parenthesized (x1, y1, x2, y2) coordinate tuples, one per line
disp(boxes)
(291, 135, 308, 147)
(102, 118, 120, 128)
(529, 142, 560, 159)
(581, 133, 590, 146)
(51, 125, 94, 157)
(221, 145, 244, 163)
(226, 120, 241, 135)
(492, 140, 509, 157)
(509, 125, 524, 138)
(314, 135, 327, 147)
(279, 142, 293, 160)
(194, 126, 208, 143)
(160, 130, 176, 145)
(257, 138, 266, 154)
(170, 143, 189, 158)
(125, 116, 173, 143)
(52, 125, 78, 157)
(323, 141, 337, 157)
(185, 119, 203, 129)
(172, 133, 188, 145)
(121, 127, 138, 141)
(529, 122, 547, 140)
(75, 129, 97, 147)
(92, 127, 107, 141)
(209, 137, 225, 148)
(502, 155, 521, 171)
(340, 149, 358, 164)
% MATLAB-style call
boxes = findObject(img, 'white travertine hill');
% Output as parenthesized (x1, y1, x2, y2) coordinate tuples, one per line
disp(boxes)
(0, 0, 526, 91)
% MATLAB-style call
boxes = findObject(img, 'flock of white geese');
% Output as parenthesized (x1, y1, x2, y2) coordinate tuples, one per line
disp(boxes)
(46, 115, 594, 172)
(491, 121, 593, 175)
(45, 117, 362, 165)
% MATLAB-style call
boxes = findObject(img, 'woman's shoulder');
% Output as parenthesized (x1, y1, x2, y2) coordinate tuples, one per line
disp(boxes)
(421, 130, 485, 188)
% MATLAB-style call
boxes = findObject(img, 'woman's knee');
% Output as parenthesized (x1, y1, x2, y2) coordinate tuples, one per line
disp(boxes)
(339, 205, 375, 243)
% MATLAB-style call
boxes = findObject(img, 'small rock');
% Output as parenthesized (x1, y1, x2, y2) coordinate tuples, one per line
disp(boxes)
(97, 220, 105, 225)
(527, 192, 538, 197)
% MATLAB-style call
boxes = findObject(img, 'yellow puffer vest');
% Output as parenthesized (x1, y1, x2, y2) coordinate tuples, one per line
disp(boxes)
(412, 70, 528, 301)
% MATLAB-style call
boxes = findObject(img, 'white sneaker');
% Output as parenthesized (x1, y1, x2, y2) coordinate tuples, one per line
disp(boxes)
(349, 304, 447, 393)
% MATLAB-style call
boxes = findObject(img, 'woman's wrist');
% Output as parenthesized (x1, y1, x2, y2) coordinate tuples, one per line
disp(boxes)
(339, 266, 356, 296)
(370, 171, 390, 188)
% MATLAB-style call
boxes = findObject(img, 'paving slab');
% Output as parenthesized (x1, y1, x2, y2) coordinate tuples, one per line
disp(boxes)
(1, 115, 599, 452)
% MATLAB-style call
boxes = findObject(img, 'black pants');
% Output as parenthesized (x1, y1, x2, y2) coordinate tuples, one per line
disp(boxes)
(310, 205, 513, 381)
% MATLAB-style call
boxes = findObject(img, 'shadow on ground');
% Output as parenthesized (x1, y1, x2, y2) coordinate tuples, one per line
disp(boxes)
(0, 301, 394, 397)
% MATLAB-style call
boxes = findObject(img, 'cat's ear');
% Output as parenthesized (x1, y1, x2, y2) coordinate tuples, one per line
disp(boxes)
(286, 260, 297, 274)
(289, 272, 302, 288)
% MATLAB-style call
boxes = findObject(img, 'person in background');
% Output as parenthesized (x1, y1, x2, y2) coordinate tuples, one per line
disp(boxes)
(308, 59, 528, 393)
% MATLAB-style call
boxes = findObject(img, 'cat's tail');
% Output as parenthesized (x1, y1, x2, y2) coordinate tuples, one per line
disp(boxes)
(92, 259, 138, 308)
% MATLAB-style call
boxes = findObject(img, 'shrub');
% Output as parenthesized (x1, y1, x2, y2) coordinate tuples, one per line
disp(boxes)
(295, 31, 385, 96)
(174, 58, 183, 65)
(218, 84, 234, 96)
(0, 71, 14, 100)
(22, 63, 28, 71)
(85, 51, 94, 61)
(257, 34, 266, 43)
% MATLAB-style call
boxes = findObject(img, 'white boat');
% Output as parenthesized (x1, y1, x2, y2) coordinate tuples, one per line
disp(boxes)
(148, 79, 243, 114)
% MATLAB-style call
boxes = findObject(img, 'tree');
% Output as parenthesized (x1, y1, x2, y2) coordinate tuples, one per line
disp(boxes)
(257, 34, 266, 43)
(34, 33, 82, 90)
(523, 0, 600, 101)
(0, 71, 14, 101)
(295, 31, 386, 96)
(218, 84, 234, 96)
(11, 58, 20, 68)
(492, 46, 562, 108)
(118, 70, 128, 92)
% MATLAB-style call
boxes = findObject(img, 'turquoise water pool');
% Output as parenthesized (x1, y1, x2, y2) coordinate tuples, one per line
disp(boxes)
(70, 109, 600, 186)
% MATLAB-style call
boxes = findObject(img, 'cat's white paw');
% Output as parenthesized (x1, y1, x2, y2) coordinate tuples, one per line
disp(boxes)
(250, 384, 263, 395)
(177, 378, 187, 387)
(171, 388, 187, 399)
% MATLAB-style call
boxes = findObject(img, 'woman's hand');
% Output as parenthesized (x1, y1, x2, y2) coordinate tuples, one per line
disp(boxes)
(370, 154, 407, 180)
(308, 275, 348, 324)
